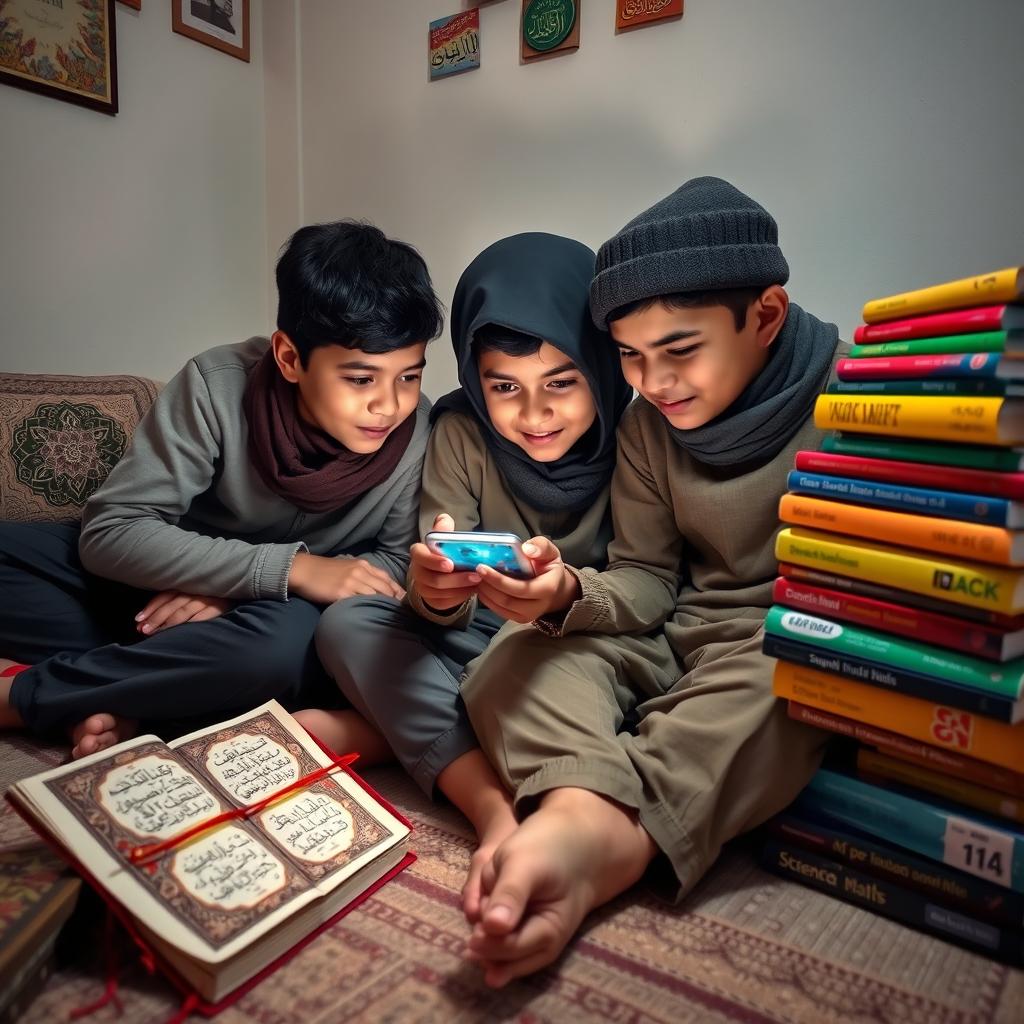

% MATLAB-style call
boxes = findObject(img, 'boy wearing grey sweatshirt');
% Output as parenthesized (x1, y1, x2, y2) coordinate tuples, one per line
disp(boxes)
(0, 221, 442, 757)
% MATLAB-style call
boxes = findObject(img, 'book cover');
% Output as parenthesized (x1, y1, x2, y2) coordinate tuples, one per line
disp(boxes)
(836, 352, 1024, 382)
(862, 268, 1024, 324)
(814, 394, 1024, 446)
(821, 433, 1024, 472)
(857, 749, 1024, 826)
(779, 492, 1024, 565)
(786, 701, 1024, 798)
(772, 576, 1024, 661)
(772, 661, 1024, 773)
(775, 527, 1024, 614)
(850, 330, 1021, 358)
(788, 470, 1024, 528)
(853, 305, 1024, 344)
(777, 560, 1024, 627)
(765, 605, 1024, 703)
(829, 379, 1017, 398)
(758, 838, 1024, 964)
(766, 811, 1024, 929)
(4, 701, 411, 1005)
(0, 848, 80, 1023)
(798, 769, 1024, 893)
(763, 633, 1021, 723)
(794, 450, 1024, 502)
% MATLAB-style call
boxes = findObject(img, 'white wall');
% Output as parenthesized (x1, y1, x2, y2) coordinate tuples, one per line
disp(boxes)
(273, 0, 1024, 402)
(0, 1, 268, 382)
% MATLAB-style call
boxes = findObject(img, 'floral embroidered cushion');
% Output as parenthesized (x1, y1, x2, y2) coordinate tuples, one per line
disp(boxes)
(0, 373, 160, 523)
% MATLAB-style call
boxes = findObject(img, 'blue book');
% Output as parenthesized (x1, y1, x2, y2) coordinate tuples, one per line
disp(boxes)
(787, 470, 1024, 528)
(767, 811, 1024, 929)
(797, 770, 1024, 893)
(758, 837, 1024, 965)
(761, 634, 1024, 722)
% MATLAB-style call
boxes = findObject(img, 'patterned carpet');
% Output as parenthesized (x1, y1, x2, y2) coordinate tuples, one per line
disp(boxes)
(1, 735, 1020, 1023)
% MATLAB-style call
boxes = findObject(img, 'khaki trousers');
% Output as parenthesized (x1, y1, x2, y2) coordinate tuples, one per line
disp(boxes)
(461, 619, 827, 899)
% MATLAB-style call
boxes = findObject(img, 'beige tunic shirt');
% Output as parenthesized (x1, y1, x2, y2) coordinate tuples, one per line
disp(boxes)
(555, 390, 834, 659)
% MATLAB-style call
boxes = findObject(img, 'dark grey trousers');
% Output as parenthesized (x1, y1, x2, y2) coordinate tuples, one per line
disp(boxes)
(0, 521, 333, 737)
(314, 595, 502, 795)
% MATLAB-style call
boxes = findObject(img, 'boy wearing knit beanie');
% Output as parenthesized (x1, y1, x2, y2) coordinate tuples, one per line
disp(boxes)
(458, 177, 843, 987)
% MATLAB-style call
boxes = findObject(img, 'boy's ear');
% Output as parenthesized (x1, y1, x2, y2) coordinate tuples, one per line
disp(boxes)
(753, 285, 789, 349)
(271, 330, 303, 384)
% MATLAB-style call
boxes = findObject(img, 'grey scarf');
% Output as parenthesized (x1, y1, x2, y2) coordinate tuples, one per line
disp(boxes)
(667, 303, 838, 466)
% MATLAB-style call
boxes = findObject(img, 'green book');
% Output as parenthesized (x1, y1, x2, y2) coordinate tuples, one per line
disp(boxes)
(822, 433, 1024, 472)
(765, 605, 1024, 699)
(850, 330, 1022, 359)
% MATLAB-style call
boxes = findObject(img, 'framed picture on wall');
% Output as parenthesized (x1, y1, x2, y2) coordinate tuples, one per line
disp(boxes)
(0, 0, 118, 115)
(172, 0, 250, 63)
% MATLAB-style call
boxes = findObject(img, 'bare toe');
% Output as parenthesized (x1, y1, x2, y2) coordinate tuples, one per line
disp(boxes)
(70, 715, 137, 760)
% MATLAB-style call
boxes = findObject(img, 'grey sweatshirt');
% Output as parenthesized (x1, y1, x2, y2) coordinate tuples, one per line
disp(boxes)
(78, 338, 430, 600)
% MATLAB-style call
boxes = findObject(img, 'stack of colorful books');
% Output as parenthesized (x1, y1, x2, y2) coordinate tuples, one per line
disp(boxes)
(759, 266, 1024, 965)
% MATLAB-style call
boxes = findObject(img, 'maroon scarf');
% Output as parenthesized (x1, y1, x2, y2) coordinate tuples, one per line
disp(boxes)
(242, 349, 416, 513)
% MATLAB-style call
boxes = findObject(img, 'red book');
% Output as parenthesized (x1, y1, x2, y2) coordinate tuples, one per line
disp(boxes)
(853, 304, 1024, 344)
(786, 701, 1024, 798)
(835, 352, 1021, 381)
(775, 560, 1024, 628)
(794, 449, 1024, 501)
(772, 576, 1024, 661)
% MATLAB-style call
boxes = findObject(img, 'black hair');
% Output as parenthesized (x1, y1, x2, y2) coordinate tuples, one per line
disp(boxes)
(471, 323, 544, 358)
(608, 286, 767, 332)
(276, 221, 444, 364)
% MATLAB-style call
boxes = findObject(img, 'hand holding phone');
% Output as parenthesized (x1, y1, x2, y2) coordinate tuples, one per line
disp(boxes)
(408, 514, 484, 612)
(473, 535, 580, 624)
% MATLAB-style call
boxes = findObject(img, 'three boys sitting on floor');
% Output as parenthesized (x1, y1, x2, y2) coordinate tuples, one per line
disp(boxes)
(0, 176, 842, 986)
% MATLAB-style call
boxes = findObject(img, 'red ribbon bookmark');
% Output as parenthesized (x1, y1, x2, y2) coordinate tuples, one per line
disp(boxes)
(128, 752, 359, 866)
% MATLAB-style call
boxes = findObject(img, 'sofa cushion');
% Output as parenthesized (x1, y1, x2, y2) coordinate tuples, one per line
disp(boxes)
(0, 372, 160, 523)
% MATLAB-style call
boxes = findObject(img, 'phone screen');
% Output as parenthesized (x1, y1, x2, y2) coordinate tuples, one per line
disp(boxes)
(431, 540, 531, 577)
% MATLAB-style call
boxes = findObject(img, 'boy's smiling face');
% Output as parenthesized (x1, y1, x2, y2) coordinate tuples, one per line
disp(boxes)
(478, 340, 597, 462)
(272, 332, 426, 453)
(610, 288, 786, 430)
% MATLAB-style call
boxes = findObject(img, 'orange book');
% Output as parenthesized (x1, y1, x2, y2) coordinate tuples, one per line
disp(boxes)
(778, 492, 1024, 566)
(772, 660, 1024, 773)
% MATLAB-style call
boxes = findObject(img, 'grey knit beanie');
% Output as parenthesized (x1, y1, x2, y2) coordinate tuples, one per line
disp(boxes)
(590, 176, 790, 329)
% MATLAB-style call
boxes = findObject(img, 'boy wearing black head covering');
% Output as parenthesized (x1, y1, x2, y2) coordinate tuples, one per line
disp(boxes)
(299, 233, 631, 919)
(459, 178, 845, 987)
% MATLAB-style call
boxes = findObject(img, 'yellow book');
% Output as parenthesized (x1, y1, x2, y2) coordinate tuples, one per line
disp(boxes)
(814, 394, 1024, 446)
(862, 267, 1024, 323)
(856, 748, 1024, 826)
(773, 660, 1024, 773)
(775, 526, 1024, 614)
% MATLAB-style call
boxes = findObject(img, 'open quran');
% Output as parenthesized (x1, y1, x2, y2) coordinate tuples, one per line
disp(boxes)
(5, 701, 411, 1005)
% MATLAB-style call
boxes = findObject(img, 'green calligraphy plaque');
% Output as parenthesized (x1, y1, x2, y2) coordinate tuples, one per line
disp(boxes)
(523, 0, 576, 52)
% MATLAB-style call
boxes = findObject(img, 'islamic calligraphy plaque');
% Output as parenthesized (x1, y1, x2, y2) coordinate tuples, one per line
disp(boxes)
(521, 0, 579, 62)
(616, 0, 683, 32)
(429, 8, 480, 80)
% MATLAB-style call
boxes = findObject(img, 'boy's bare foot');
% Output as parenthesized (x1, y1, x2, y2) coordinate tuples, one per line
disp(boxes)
(466, 787, 658, 988)
(436, 749, 519, 923)
(292, 708, 393, 764)
(462, 800, 519, 924)
(70, 714, 138, 759)
(0, 659, 27, 729)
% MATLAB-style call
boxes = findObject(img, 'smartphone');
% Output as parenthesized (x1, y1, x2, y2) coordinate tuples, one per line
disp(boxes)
(425, 531, 535, 578)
